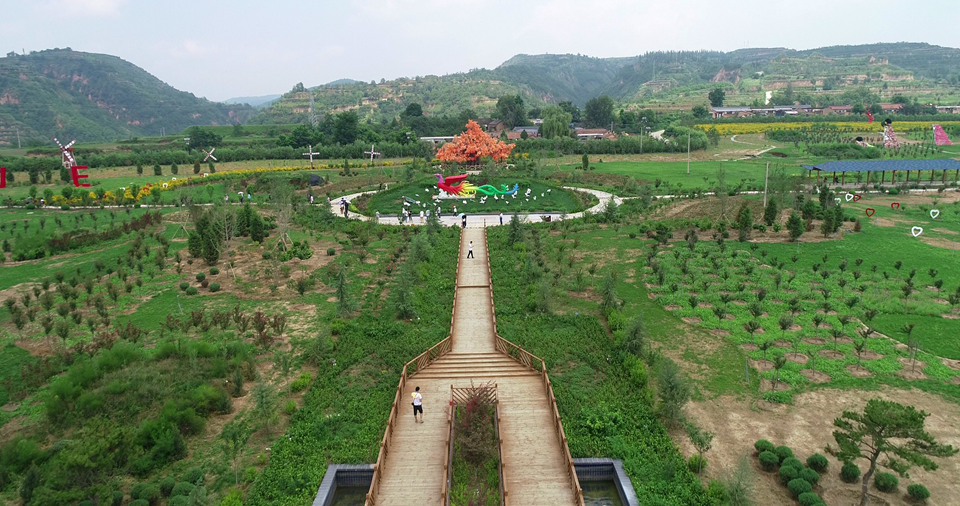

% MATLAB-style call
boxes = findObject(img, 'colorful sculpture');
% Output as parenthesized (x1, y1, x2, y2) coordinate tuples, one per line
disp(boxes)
(434, 173, 518, 198)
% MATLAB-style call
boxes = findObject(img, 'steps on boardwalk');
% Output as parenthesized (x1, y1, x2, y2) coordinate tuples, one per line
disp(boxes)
(412, 352, 538, 380)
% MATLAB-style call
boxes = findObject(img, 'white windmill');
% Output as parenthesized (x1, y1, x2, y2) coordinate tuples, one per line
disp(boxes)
(201, 148, 217, 162)
(53, 137, 77, 170)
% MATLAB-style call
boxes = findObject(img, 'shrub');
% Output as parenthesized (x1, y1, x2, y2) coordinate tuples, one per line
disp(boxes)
(284, 399, 297, 415)
(797, 492, 824, 506)
(840, 462, 861, 483)
(185, 286, 198, 296)
(907, 483, 930, 500)
(806, 453, 829, 472)
(688, 454, 707, 473)
(781, 457, 804, 471)
(787, 477, 813, 498)
(160, 476, 176, 496)
(327, 247, 336, 256)
(209, 267, 219, 275)
(129, 500, 150, 506)
(262, 251, 273, 260)
(201, 279, 209, 288)
(182, 466, 204, 485)
(779, 464, 800, 484)
(195, 272, 206, 282)
(774, 445, 794, 463)
(874, 472, 898, 492)
(209, 282, 220, 292)
(179, 281, 189, 291)
(171, 481, 196, 497)
(754, 439, 775, 454)
(758, 450, 780, 471)
(167, 497, 189, 506)
(131, 483, 160, 502)
(799, 467, 820, 485)
(290, 372, 312, 392)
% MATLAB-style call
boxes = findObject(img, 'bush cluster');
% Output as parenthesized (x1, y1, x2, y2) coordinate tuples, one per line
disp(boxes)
(874, 472, 898, 492)
(840, 462, 861, 483)
(209, 282, 221, 292)
(806, 453, 828, 473)
(907, 483, 930, 500)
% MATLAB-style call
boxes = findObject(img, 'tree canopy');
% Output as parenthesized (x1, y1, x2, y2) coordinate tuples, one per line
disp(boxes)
(833, 398, 957, 506)
(540, 106, 572, 139)
(584, 95, 615, 128)
(496, 94, 527, 128)
(708, 87, 726, 107)
(436, 120, 514, 164)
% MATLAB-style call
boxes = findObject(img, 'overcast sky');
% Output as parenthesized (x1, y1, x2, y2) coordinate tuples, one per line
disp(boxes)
(3, 0, 959, 102)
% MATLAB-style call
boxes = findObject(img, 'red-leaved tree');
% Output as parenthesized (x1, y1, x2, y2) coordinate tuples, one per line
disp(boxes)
(436, 120, 515, 164)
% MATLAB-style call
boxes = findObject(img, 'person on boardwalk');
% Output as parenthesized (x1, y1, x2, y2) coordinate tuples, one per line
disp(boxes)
(461, 214, 467, 229)
(412, 386, 423, 423)
(499, 212, 503, 225)
(467, 241, 474, 259)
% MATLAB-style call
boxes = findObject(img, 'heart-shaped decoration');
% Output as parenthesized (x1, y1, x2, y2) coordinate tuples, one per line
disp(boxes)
(853, 194, 862, 202)
(931, 209, 940, 219)
(911, 226, 923, 237)
(891, 202, 900, 210)
(835, 197, 842, 203)
(865, 208, 875, 217)
(845, 193, 854, 202)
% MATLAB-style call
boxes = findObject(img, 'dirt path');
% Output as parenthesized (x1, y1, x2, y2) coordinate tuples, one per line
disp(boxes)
(679, 388, 960, 505)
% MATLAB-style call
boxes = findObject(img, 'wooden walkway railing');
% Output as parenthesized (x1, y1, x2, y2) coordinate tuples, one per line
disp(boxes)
(485, 231, 584, 506)
(444, 384, 507, 506)
(365, 230, 466, 506)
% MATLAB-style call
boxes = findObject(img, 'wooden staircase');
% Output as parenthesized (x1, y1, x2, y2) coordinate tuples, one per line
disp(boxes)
(412, 352, 540, 380)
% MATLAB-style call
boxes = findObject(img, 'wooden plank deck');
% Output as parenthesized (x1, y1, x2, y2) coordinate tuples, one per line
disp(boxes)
(374, 228, 577, 506)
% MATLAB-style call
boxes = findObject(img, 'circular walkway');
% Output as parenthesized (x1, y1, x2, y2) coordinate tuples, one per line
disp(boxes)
(328, 186, 620, 227)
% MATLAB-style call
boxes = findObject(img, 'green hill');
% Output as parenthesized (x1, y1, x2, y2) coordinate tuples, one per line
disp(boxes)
(0, 48, 254, 146)
(253, 43, 960, 125)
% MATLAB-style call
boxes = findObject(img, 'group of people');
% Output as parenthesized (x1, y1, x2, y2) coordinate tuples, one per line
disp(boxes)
(338, 198, 349, 217)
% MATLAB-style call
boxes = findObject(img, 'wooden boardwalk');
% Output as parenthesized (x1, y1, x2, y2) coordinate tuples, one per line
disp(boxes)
(372, 228, 578, 506)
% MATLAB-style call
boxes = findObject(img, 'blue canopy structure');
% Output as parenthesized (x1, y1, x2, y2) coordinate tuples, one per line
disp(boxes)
(801, 159, 960, 185)
(802, 159, 960, 173)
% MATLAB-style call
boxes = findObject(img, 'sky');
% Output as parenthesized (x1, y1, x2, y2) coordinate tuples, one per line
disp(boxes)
(3, 0, 959, 102)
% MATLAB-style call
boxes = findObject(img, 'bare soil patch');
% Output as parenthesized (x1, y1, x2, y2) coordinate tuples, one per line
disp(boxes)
(802, 337, 827, 345)
(860, 350, 883, 361)
(846, 365, 873, 377)
(799, 369, 831, 383)
(14, 337, 58, 357)
(943, 358, 960, 370)
(664, 304, 682, 311)
(760, 379, 791, 391)
(709, 329, 730, 338)
(932, 228, 958, 235)
(897, 358, 930, 381)
(921, 237, 960, 250)
(696, 301, 714, 308)
(681, 317, 702, 325)
(682, 387, 960, 506)
(785, 352, 808, 365)
(942, 313, 960, 320)
(740, 343, 758, 351)
(819, 350, 845, 360)
(772, 339, 793, 348)
(752, 359, 774, 371)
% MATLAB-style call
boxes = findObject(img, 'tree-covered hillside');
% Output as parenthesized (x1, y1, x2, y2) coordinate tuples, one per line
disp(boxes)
(0, 49, 254, 145)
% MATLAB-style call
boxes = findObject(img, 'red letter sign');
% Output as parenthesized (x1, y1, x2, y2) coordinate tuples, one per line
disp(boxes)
(70, 165, 90, 187)
(0, 167, 5, 188)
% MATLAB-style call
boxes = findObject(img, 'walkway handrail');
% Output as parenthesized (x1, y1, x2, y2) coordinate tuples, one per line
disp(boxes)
(441, 385, 455, 506)
(484, 230, 583, 505)
(365, 364, 408, 506)
(366, 230, 463, 506)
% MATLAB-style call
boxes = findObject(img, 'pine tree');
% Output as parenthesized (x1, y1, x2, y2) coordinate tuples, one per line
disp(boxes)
(763, 199, 779, 226)
(787, 212, 804, 241)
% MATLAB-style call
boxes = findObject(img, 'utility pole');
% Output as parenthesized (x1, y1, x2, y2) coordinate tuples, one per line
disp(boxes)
(16, 128, 21, 149)
(763, 162, 770, 207)
(686, 133, 691, 174)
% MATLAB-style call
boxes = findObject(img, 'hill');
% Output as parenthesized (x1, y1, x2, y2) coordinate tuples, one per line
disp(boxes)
(0, 48, 254, 146)
(252, 42, 960, 124)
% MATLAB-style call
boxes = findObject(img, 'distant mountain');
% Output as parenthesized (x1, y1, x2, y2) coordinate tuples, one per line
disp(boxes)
(325, 79, 362, 86)
(0, 48, 254, 146)
(252, 42, 960, 125)
(223, 94, 282, 108)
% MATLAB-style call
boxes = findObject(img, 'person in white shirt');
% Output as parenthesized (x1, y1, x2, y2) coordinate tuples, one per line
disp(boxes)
(412, 386, 423, 423)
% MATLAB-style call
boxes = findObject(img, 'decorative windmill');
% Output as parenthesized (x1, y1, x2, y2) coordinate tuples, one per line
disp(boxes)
(201, 148, 217, 162)
(54, 137, 77, 170)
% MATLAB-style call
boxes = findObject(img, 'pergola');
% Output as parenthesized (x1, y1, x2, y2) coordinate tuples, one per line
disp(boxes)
(802, 159, 960, 186)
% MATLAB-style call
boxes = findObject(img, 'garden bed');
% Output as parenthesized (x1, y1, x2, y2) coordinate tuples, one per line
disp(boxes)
(449, 387, 502, 506)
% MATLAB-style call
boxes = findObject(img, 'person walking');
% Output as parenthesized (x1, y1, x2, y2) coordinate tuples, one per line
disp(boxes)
(412, 386, 423, 423)
(461, 214, 467, 229)
(467, 241, 474, 259)
(499, 212, 503, 225)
